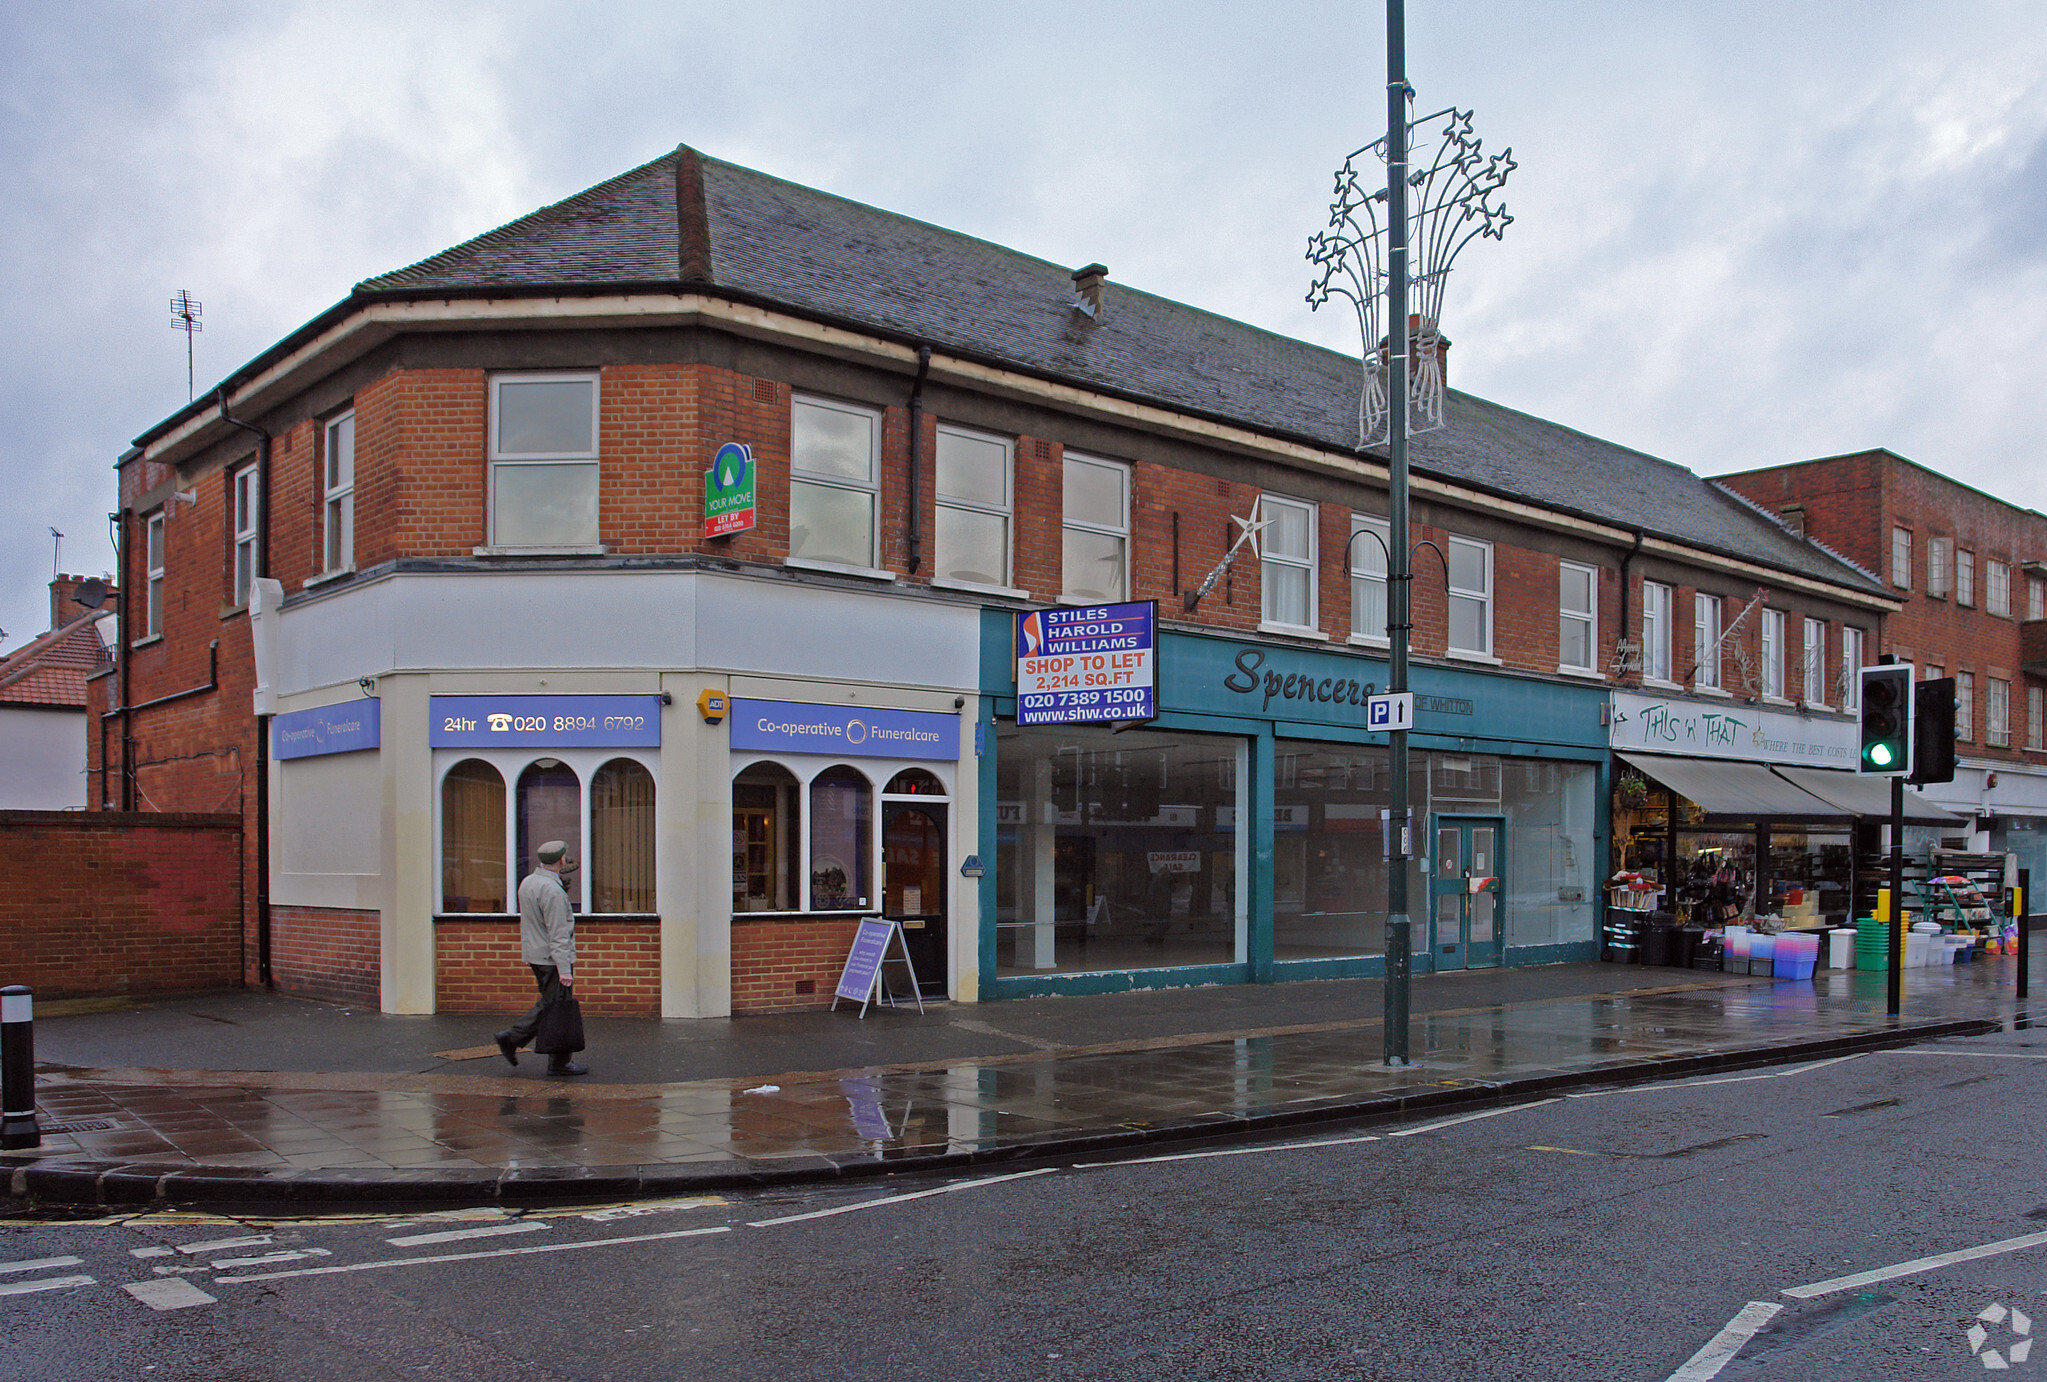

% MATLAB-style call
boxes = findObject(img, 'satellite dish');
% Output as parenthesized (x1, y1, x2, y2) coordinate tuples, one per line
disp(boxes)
(73, 577, 108, 610)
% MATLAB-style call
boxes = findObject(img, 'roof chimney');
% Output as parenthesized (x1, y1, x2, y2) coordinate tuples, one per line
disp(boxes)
(50, 573, 112, 631)
(1377, 315, 1450, 386)
(1071, 264, 1108, 318)
(1778, 503, 1807, 538)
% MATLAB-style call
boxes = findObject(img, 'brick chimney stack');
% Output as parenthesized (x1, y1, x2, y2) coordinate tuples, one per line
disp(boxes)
(1071, 264, 1108, 317)
(1379, 315, 1451, 385)
(49, 573, 113, 631)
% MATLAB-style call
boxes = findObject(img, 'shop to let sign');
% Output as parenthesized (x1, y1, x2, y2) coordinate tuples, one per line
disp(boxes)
(1015, 601, 1157, 726)
(703, 442, 757, 538)
(429, 694, 662, 748)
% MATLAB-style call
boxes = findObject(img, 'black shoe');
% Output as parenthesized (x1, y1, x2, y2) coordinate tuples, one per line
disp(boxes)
(545, 1060, 588, 1077)
(494, 1032, 520, 1067)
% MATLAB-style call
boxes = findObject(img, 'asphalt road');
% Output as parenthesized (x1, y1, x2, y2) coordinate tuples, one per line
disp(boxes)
(3, 1025, 2044, 1382)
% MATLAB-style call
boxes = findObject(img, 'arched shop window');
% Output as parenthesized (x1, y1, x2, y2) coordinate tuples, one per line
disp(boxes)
(809, 766, 872, 910)
(442, 759, 506, 913)
(590, 758, 656, 913)
(517, 759, 583, 909)
(734, 763, 802, 912)
(884, 768, 946, 796)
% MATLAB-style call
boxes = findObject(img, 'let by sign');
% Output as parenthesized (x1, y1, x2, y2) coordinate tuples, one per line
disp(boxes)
(704, 442, 757, 538)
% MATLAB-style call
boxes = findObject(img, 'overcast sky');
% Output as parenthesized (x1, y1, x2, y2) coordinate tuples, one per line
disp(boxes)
(6, 1, 2045, 648)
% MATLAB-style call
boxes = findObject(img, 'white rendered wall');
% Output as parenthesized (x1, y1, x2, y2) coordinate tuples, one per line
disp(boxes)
(0, 706, 86, 809)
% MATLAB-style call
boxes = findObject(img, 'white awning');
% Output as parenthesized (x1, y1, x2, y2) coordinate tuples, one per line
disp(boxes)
(1616, 752, 1851, 821)
(1771, 766, 1967, 825)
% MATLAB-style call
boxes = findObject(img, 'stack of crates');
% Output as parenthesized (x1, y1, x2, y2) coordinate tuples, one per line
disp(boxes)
(1855, 917, 1892, 971)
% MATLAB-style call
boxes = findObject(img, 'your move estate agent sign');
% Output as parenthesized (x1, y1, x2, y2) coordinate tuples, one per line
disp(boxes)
(703, 442, 757, 538)
(1015, 601, 1157, 726)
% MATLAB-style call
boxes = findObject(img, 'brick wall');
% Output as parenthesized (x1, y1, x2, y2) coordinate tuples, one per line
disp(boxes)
(731, 914, 865, 1014)
(434, 917, 659, 1016)
(0, 811, 240, 998)
(270, 905, 379, 1006)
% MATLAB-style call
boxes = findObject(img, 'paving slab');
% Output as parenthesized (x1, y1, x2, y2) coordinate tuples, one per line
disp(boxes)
(5, 956, 2039, 1208)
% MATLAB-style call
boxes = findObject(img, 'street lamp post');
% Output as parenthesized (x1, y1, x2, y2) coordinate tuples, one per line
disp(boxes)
(1307, 0, 1514, 1066)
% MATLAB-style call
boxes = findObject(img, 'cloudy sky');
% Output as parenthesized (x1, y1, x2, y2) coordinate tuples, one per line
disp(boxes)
(5, 1, 2045, 647)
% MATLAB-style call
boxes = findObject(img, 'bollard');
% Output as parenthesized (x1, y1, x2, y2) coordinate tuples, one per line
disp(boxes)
(1, 986, 38, 1150)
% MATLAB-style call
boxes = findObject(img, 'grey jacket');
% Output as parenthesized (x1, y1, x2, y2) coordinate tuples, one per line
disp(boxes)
(517, 867, 574, 977)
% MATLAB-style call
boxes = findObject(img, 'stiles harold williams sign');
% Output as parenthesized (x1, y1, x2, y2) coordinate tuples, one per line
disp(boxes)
(1015, 602, 1157, 726)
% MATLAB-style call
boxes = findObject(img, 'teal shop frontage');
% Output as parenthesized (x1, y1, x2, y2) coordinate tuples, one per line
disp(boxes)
(976, 613, 1612, 998)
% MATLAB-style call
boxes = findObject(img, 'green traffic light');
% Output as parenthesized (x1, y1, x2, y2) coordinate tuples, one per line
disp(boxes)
(1868, 743, 1894, 768)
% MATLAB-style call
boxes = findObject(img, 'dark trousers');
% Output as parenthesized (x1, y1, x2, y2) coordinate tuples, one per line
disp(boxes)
(504, 964, 567, 1050)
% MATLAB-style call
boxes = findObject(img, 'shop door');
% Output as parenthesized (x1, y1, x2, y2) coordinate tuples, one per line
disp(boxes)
(882, 804, 947, 998)
(1431, 817, 1505, 971)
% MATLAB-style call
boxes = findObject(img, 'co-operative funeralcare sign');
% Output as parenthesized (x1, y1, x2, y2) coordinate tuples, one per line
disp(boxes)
(272, 699, 381, 760)
(730, 699, 960, 760)
(1609, 690, 1854, 766)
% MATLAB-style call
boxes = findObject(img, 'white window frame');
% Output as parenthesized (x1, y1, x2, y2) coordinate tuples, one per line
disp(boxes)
(487, 372, 601, 551)
(1957, 549, 1976, 607)
(1987, 560, 2011, 618)
(2029, 685, 2043, 751)
(1762, 609, 1786, 700)
(786, 394, 884, 574)
(433, 748, 660, 915)
(930, 422, 1016, 594)
(231, 465, 258, 608)
(1989, 677, 2011, 748)
(1841, 627, 1864, 711)
(1958, 671, 1975, 740)
(1558, 560, 1598, 674)
(323, 410, 355, 575)
(2030, 575, 2045, 622)
(144, 511, 166, 639)
(1802, 616, 1828, 706)
(1640, 580, 1673, 683)
(1258, 493, 1318, 634)
(1927, 536, 1950, 598)
(1445, 535, 1494, 658)
(1891, 527, 1912, 589)
(1693, 592, 1723, 690)
(1060, 452, 1130, 603)
(1348, 514, 1390, 644)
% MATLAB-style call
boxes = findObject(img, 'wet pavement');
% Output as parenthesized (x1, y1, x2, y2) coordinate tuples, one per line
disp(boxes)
(7, 956, 2036, 1206)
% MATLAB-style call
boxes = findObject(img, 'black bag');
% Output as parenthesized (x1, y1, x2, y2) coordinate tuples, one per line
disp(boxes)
(534, 992, 585, 1055)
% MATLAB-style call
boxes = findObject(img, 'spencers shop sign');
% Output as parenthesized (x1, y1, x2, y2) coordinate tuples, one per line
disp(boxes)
(1217, 647, 1473, 720)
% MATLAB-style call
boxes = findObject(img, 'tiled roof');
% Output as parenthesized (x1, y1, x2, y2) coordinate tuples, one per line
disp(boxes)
(354, 146, 1880, 597)
(0, 613, 109, 708)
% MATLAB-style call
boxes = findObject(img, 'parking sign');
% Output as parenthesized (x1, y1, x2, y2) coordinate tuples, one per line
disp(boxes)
(1366, 692, 1414, 733)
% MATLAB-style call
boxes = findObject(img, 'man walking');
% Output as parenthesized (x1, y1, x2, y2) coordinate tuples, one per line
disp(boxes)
(495, 839, 588, 1076)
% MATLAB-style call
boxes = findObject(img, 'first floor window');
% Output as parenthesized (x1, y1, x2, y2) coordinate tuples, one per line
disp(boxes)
(1958, 671, 1975, 740)
(145, 511, 166, 637)
(1259, 494, 1316, 629)
(1062, 453, 1129, 601)
(1762, 609, 1786, 699)
(1891, 527, 1912, 589)
(1447, 536, 1493, 655)
(232, 466, 258, 607)
(1641, 581, 1672, 682)
(1350, 514, 1389, 641)
(1988, 561, 2011, 618)
(324, 410, 355, 572)
(933, 424, 1012, 587)
(1927, 537, 1950, 597)
(1559, 561, 1597, 671)
(1694, 593, 1722, 689)
(1957, 549, 1976, 607)
(491, 373, 600, 548)
(1989, 678, 2011, 748)
(2031, 575, 2045, 622)
(1841, 627, 1864, 709)
(1802, 616, 1827, 705)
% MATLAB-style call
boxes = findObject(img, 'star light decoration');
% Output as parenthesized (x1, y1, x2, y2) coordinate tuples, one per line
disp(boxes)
(1307, 106, 1515, 448)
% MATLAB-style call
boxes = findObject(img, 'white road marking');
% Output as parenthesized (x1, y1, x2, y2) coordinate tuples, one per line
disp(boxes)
(0, 1275, 94, 1298)
(1876, 1049, 2047, 1060)
(1386, 1099, 1562, 1137)
(129, 1246, 174, 1258)
(747, 1167, 1057, 1227)
(1569, 1054, 1868, 1099)
(1074, 1133, 1383, 1168)
(210, 1249, 332, 1269)
(1783, 1230, 2047, 1299)
(175, 1235, 269, 1255)
(215, 1225, 731, 1283)
(123, 1279, 216, 1311)
(1665, 1301, 1782, 1382)
(386, 1222, 548, 1248)
(0, 1256, 83, 1275)
(580, 1196, 723, 1223)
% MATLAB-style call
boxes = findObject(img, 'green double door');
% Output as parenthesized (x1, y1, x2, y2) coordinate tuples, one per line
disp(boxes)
(1431, 816, 1504, 971)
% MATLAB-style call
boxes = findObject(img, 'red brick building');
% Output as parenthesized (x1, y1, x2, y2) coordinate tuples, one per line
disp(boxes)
(89, 146, 1894, 1015)
(1722, 450, 2047, 879)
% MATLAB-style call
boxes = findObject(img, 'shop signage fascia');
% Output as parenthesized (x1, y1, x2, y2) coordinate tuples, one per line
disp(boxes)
(273, 699, 380, 760)
(703, 442, 757, 538)
(1014, 601, 1157, 725)
(730, 699, 960, 760)
(1608, 690, 1854, 767)
(429, 694, 662, 748)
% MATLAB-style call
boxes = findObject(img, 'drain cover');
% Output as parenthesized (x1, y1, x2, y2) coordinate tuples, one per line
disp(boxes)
(40, 1119, 115, 1134)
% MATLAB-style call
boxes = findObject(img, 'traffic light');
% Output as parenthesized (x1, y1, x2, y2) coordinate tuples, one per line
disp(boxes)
(1910, 677, 1957, 785)
(1858, 664, 1914, 776)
